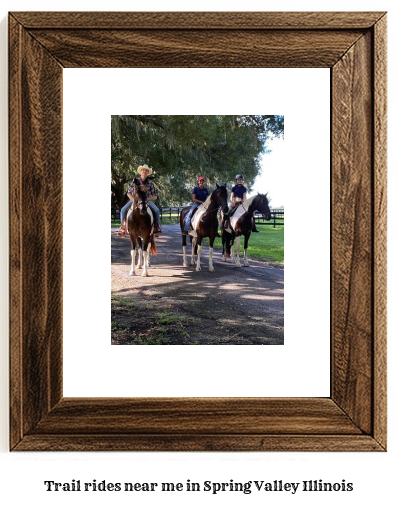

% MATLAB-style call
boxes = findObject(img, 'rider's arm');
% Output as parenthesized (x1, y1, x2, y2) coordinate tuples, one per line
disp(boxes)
(230, 191, 235, 205)
(242, 191, 247, 202)
(192, 193, 203, 204)
(146, 180, 158, 201)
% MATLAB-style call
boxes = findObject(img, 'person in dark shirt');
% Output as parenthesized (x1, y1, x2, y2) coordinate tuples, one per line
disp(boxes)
(224, 174, 259, 232)
(182, 176, 209, 235)
(231, 174, 247, 208)
(117, 164, 162, 237)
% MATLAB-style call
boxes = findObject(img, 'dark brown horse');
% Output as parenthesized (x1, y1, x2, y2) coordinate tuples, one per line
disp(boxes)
(222, 193, 271, 267)
(180, 184, 228, 271)
(127, 178, 158, 276)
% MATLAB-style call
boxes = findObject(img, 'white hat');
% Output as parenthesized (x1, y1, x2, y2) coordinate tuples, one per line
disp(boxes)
(137, 164, 153, 176)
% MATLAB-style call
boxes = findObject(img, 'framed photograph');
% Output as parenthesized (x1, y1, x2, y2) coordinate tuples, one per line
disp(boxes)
(9, 11, 387, 451)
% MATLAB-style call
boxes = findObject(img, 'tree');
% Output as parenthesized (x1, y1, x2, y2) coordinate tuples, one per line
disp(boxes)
(111, 115, 284, 207)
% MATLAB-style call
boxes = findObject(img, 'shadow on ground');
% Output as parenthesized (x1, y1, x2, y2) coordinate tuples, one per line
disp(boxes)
(111, 225, 284, 345)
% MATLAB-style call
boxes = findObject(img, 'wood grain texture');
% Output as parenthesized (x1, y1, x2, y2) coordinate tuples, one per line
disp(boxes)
(332, 32, 373, 434)
(9, 11, 387, 452)
(9, 15, 23, 450)
(14, 435, 383, 452)
(27, 29, 363, 68)
(11, 11, 386, 29)
(373, 14, 387, 449)
(9, 15, 64, 448)
(31, 398, 362, 435)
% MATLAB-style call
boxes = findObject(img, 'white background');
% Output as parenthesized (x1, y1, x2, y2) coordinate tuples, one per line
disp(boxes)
(63, 68, 330, 397)
(0, 1, 394, 507)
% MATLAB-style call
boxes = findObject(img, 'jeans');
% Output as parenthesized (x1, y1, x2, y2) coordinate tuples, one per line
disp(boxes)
(120, 200, 161, 226)
(120, 200, 132, 224)
(148, 201, 161, 226)
(183, 203, 199, 231)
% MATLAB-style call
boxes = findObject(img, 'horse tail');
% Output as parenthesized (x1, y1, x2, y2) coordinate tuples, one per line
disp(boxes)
(150, 235, 158, 255)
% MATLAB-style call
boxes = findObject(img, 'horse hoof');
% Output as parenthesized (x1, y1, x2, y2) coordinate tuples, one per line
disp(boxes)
(236, 264, 241, 268)
(209, 267, 215, 272)
(195, 267, 201, 272)
(129, 271, 136, 276)
(183, 262, 189, 267)
(141, 271, 148, 277)
(244, 263, 249, 267)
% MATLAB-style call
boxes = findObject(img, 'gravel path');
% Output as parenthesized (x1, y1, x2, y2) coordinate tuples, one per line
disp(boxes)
(111, 224, 284, 345)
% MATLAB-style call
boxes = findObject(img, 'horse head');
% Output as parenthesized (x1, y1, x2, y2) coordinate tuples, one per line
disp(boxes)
(132, 178, 148, 215)
(213, 183, 229, 214)
(257, 193, 271, 221)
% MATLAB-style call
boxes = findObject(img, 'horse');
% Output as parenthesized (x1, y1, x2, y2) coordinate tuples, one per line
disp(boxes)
(222, 193, 271, 267)
(127, 178, 158, 277)
(180, 184, 228, 271)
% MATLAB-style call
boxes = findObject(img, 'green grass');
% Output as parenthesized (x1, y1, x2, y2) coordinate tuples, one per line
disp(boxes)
(111, 220, 284, 264)
(215, 225, 284, 264)
(242, 225, 284, 264)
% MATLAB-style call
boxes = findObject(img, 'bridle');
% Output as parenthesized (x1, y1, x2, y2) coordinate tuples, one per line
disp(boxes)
(214, 187, 228, 213)
(136, 199, 147, 212)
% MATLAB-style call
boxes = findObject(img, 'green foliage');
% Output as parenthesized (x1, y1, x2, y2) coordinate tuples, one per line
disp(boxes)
(111, 115, 284, 207)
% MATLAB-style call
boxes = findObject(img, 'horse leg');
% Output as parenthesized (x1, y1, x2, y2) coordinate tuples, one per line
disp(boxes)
(141, 249, 150, 277)
(195, 242, 202, 271)
(146, 237, 151, 267)
(230, 238, 236, 263)
(137, 238, 143, 268)
(190, 237, 196, 265)
(221, 233, 227, 261)
(182, 233, 189, 267)
(235, 236, 241, 267)
(208, 237, 215, 272)
(129, 247, 137, 276)
(243, 234, 250, 267)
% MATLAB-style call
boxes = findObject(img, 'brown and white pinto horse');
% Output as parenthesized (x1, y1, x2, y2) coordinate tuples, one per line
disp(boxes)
(180, 184, 228, 271)
(127, 178, 158, 277)
(222, 193, 271, 267)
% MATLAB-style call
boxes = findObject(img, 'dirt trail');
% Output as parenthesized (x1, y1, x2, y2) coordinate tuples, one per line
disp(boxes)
(111, 224, 284, 345)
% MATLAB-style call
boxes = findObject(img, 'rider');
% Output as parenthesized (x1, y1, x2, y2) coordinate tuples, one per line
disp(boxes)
(182, 176, 209, 235)
(117, 164, 162, 237)
(223, 174, 259, 232)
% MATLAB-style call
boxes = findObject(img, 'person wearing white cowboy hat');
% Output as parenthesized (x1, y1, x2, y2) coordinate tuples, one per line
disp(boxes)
(118, 164, 162, 236)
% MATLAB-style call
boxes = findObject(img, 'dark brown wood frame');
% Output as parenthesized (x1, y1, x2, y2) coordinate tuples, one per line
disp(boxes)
(9, 11, 387, 451)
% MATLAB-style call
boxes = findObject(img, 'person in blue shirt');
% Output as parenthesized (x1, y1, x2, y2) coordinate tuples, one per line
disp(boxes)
(231, 173, 247, 208)
(182, 176, 209, 235)
(224, 174, 259, 232)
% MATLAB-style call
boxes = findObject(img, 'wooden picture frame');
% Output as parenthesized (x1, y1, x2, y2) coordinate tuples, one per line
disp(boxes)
(9, 11, 387, 451)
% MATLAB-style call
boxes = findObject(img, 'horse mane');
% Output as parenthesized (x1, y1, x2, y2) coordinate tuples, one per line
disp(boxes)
(202, 195, 212, 208)
(245, 193, 269, 214)
(131, 178, 147, 205)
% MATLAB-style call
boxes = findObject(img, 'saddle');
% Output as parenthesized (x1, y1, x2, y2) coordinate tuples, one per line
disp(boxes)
(223, 205, 240, 233)
(187, 205, 202, 232)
